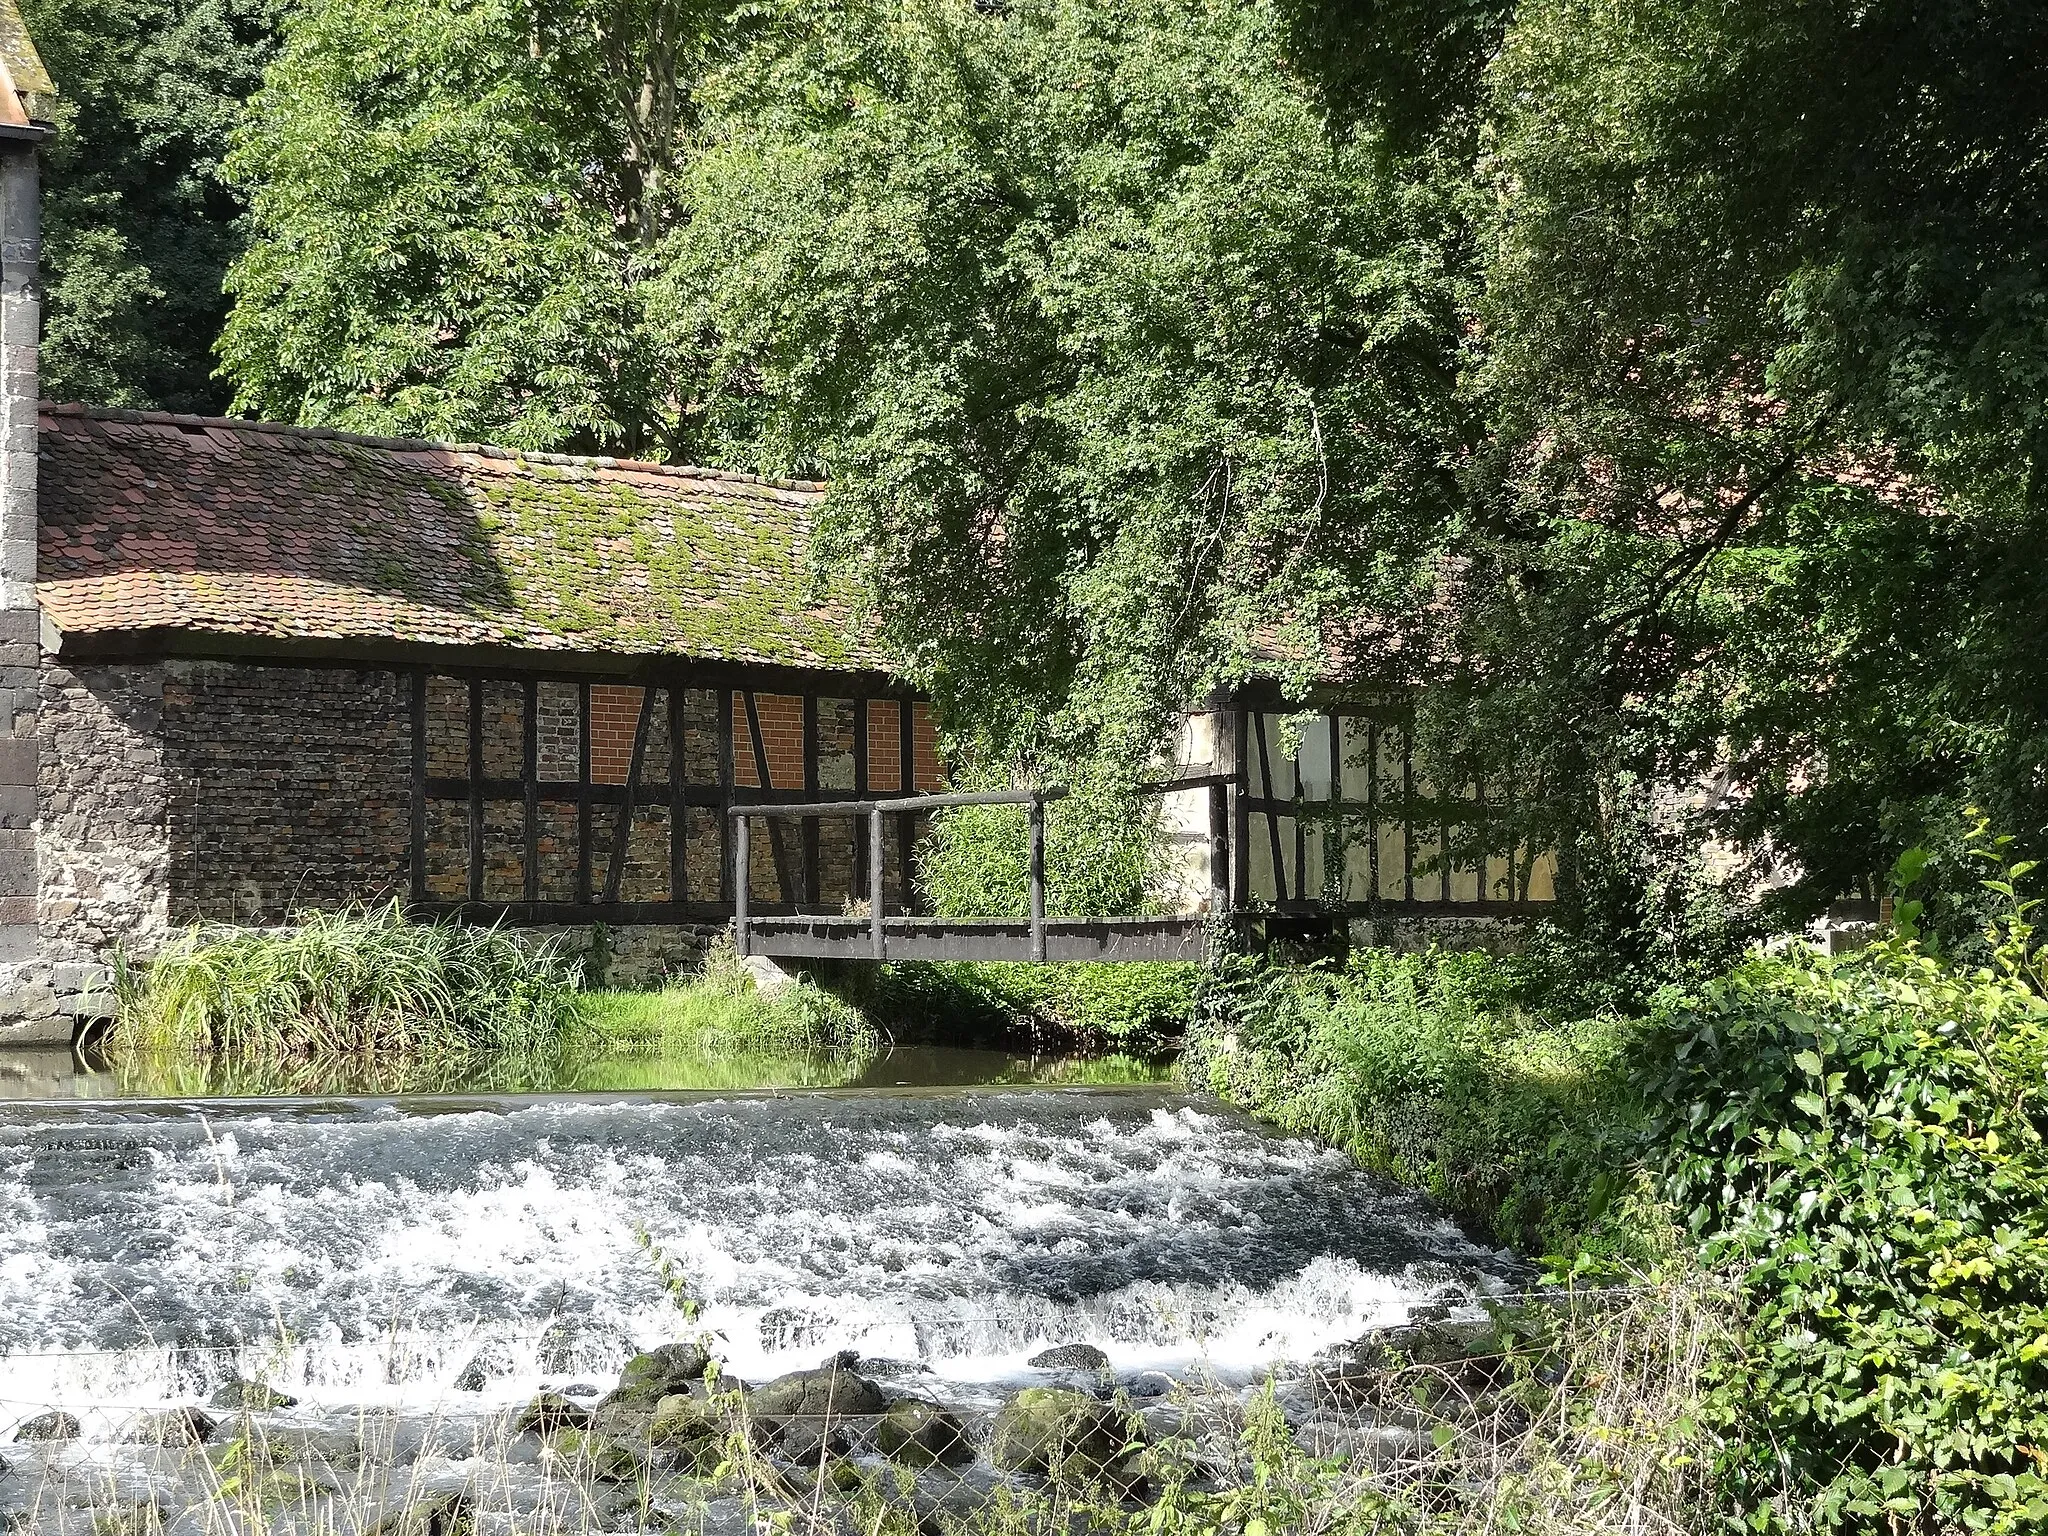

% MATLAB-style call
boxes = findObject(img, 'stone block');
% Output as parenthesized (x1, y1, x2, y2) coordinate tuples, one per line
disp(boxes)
(66, 992, 120, 1020)
(0, 607, 37, 642)
(0, 977, 55, 1016)
(0, 1013, 69, 1046)
(51, 961, 109, 994)
(0, 920, 33, 963)
(0, 734, 32, 782)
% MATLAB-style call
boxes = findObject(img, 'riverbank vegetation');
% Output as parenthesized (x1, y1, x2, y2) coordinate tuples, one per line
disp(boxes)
(1192, 839, 2048, 1533)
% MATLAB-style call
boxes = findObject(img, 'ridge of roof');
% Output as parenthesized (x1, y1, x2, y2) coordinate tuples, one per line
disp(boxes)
(37, 402, 828, 495)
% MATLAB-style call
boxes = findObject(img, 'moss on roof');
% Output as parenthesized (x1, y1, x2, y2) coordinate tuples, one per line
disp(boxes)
(36, 405, 890, 674)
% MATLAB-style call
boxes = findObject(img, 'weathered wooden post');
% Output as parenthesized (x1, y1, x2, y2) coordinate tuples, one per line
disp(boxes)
(1028, 793, 1047, 963)
(733, 812, 751, 957)
(869, 804, 886, 961)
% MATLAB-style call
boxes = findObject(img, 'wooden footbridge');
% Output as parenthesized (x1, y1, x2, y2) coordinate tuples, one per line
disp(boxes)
(731, 783, 1229, 964)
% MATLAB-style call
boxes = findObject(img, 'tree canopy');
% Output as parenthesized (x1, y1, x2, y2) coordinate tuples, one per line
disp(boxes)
(73, 0, 2047, 949)
(25, 0, 279, 412)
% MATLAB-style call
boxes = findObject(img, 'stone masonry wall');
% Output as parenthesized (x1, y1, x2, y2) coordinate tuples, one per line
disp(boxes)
(163, 660, 412, 922)
(35, 660, 171, 1023)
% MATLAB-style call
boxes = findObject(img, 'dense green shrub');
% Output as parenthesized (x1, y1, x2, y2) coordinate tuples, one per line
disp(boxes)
(1648, 933, 2048, 1532)
(1186, 947, 1644, 1255)
(916, 782, 1166, 919)
(113, 902, 582, 1064)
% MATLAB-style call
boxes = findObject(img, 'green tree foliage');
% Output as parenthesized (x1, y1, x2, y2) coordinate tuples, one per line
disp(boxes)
(213, 0, 2048, 953)
(25, 0, 279, 411)
(219, 0, 742, 454)
(1437, 0, 2048, 944)
(650, 0, 1471, 768)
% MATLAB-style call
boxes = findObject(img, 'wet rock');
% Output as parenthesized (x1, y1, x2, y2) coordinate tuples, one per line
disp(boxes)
(1029, 1343, 1109, 1372)
(452, 1345, 512, 1393)
(208, 1378, 298, 1410)
(590, 1399, 655, 1444)
(1311, 1318, 1506, 1410)
(744, 1359, 887, 1422)
(1124, 1371, 1177, 1400)
(649, 1393, 716, 1448)
(364, 1490, 474, 1536)
(875, 1400, 971, 1468)
(606, 1341, 711, 1406)
(562, 1382, 601, 1399)
(547, 1427, 645, 1483)
(514, 1391, 591, 1435)
(126, 1406, 217, 1447)
(11, 1411, 81, 1442)
(773, 1416, 847, 1466)
(989, 1388, 1138, 1478)
(0, 1450, 9, 1480)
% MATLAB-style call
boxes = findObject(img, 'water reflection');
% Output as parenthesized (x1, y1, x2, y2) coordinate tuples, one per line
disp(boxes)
(0, 1041, 1173, 1101)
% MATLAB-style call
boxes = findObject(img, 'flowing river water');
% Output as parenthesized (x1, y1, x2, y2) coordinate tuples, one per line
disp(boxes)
(0, 1051, 1519, 1531)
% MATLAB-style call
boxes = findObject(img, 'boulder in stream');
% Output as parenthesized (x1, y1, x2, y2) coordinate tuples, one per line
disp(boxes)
(364, 1490, 474, 1536)
(513, 1391, 592, 1435)
(649, 1392, 717, 1448)
(990, 1388, 1138, 1479)
(126, 1406, 217, 1447)
(10, 1411, 81, 1442)
(1028, 1343, 1109, 1372)
(208, 1378, 298, 1410)
(606, 1340, 711, 1405)
(452, 1345, 512, 1393)
(875, 1400, 971, 1468)
(744, 1357, 887, 1422)
(547, 1427, 645, 1483)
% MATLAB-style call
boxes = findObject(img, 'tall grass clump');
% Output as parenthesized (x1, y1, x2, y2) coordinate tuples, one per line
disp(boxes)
(578, 935, 878, 1059)
(112, 901, 582, 1065)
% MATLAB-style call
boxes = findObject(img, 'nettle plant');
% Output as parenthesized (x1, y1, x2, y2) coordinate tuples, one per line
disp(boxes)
(1646, 817, 2048, 1533)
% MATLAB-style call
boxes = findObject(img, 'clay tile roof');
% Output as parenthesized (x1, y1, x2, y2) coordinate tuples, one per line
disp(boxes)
(35, 404, 891, 674)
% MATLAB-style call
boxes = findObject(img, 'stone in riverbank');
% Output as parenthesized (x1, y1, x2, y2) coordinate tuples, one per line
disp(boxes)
(605, 1341, 711, 1405)
(126, 1406, 216, 1446)
(208, 1378, 298, 1410)
(990, 1388, 1137, 1478)
(364, 1490, 475, 1536)
(10, 1411, 81, 1441)
(1029, 1343, 1109, 1372)
(876, 1400, 971, 1468)
(546, 1427, 644, 1483)
(514, 1391, 591, 1435)
(745, 1358, 887, 1422)
(1311, 1317, 1507, 1410)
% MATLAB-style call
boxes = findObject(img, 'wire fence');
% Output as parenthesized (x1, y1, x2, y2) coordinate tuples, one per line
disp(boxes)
(0, 1279, 1747, 1536)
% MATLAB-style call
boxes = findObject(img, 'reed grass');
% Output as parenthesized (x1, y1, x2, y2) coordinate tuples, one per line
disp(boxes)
(110, 901, 584, 1068)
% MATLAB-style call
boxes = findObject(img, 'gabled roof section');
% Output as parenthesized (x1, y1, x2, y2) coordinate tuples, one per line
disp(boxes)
(36, 404, 890, 674)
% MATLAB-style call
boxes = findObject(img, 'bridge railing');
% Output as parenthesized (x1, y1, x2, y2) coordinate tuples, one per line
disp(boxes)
(728, 776, 1233, 963)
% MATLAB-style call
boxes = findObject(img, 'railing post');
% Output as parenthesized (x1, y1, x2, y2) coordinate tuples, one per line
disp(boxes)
(734, 811, 751, 957)
(1028, 793, 1047, 963)
(869, 805, 886, 961)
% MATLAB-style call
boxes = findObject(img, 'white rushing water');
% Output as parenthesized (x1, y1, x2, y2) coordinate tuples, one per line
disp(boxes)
(0, 1089, 1516, 1436)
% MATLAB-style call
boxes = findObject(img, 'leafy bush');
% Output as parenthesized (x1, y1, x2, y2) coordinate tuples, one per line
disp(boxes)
(917, 782, 1167, 919)
(113, 902, 582, 1064)
(1187, 947, 1645, 1255)
(578, 935, 878, 1059)
(1647, 932, 2048, 1531)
